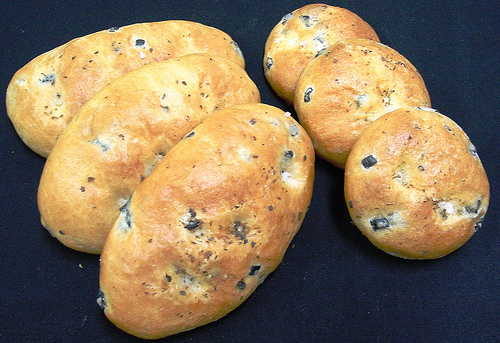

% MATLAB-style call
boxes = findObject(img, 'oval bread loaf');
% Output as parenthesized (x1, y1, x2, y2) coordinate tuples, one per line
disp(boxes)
(37, 54, 260, 254)
(295, 38, 431, 168)
(344, 107, 490, 259)
(263, 3, 379, 103)
(98, 103, 315, 339)
(6, 20, 245, 157)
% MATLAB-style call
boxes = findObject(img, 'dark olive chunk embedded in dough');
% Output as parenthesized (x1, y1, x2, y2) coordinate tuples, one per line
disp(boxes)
(361, 155, 377, 169)
(370, 217, 390, 231)
(303, 87, 313, 102)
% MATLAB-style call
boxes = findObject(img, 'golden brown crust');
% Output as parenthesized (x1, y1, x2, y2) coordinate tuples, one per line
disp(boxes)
(98, 103, 315, 339)
(263, 4, 379, 103)
(6, 20, 245, 157)
(295, 38, 431, 168)
(37, 54, 260, 254)
(344, 107, 490, 259)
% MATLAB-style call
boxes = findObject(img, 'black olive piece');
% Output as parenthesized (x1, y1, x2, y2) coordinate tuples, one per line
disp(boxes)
(90, 139, 110, 152)
(185, 131, 195, 138)
(232, 221, 246, 240)
(361, 155, 377, 169)
(135, 39, 146, 47)
(304, 87, 314, 103)
(108, 27, 120, 32)
(266, 56, 273, 70)
(230, 41, 243, 58)
(185, 219, 200, 230)
(468, 143, 478, 157)
(474, 217, 484, 231)
(119, 197, 131, 212)
(96, 289, 107, 310)
(289, 123, 300, 137)
(281, 12, 293, 25)
(184, 208, 200, 230)
(124, 208, 132, 229)
(300, 15, 313, 27)
(119, 198, 132, 230)
(165, 274, 172, 282)
(248, 265, 261, 276)
(315, 48, 327, 58)
(370, 217, 390, 231)
(237, 280, 247, 290)
(466, 199, 482, 214)
(40, 73, 55, 85)
(283, 150, 294, 161)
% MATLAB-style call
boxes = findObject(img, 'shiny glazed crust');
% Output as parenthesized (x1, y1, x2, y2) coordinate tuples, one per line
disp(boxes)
(263, 3, 379, 103)
(344, 107, 490, 259)
(6, 20, 245, 157)
(98, 103, 315, 339)
(295, 39, 431, 168)
(37, 54, 260, 254)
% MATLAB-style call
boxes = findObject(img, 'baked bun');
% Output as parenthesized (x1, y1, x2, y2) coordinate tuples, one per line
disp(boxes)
(344, 107, 490, 259)
(98, 103, 315, 339)
(37, 54, 260, 254)
(263, 4, 379, 103)
(294, 38, 431, 168)
(6, 20, 245, 157)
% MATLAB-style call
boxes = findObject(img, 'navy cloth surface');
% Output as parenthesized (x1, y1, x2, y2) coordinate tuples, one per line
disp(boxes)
(0, 1, 499, 342)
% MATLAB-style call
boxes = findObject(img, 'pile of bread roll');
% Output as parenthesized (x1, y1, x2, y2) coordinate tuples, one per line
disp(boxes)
(264, 3, 489, 260)
(5, 3, 489, 339)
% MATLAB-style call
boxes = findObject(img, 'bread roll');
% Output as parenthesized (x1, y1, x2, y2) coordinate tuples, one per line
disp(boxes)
(38, 54, 260, 254)
(263, 4, 379, 103)
(295, 38, 431, 168)
(344, 107, 490, 259)
(98, 103, 315, 339)
(6, 20, 245, 157)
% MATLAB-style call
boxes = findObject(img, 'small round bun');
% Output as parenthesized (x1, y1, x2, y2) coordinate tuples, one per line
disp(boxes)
(263, 4, 379, 103)
(344, 107, 490, 259)
(295, 39, 431, 168)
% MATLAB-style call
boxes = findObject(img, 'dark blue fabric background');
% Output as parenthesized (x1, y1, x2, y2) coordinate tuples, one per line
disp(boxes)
(1, 1, 498, 342)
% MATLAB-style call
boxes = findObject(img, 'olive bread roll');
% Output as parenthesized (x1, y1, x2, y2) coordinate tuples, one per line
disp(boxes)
(98, 103, 315, 339)
(344, 107, 489, 259)
(295, 38, 431, 168)
(6, 20, 245, 157)
(38, 54, 260, 254)
(263, 3, 379, 103)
